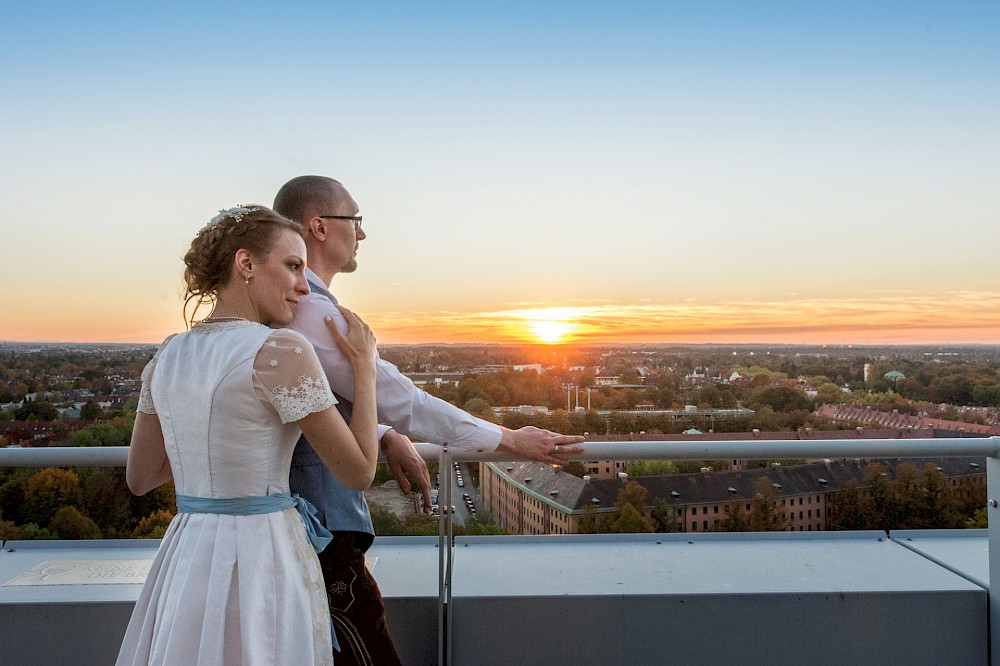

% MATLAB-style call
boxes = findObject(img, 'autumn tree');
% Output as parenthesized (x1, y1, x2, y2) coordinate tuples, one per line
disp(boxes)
(746, 386, 812, 413)
(626, 460, 678, 477)
(0, 519, 21, 541)
(400, 513, 439, 536)
(829, 462, 979, 531)
(462, 398, 495, 422)
(18, 523, 57, 540)
(129, 481, 177, 527)
(49, 506, 102, 539)
(132, 510, 175, 539)
(829, 478, 869, 530)
(714, 478, 788, 533)
(862, 463, 894, 529)
(748, 477, 789, 532)
(611, 503, 655, 533)
(650, 499, 679, 533)
(916, 464, 965, 529)
(78, 467, 137, 537)
(0, 470, 30, 523)
(66, 416, 134, 447)
(815, 382, 847, 405)
(14, 400, 58, 421)
(80, 400, 103, 420)
(606, 481, 656, 533)
(716, 502, 751, 532)
(750, 405, 780, 431)
(967, 507, 988, 529)
(464, 513, 507, 535)
(575, 505, 605, 534)
(23, 468, 79, 526)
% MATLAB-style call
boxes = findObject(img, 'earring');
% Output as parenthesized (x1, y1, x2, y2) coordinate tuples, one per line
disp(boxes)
(244, 274, 251, 285)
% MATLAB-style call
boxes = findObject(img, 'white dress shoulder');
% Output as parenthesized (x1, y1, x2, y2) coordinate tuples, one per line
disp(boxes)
(117, 321, 337, 666)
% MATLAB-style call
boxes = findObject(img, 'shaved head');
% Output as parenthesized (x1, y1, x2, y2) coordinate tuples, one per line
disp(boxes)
(273, 175, 352, 224)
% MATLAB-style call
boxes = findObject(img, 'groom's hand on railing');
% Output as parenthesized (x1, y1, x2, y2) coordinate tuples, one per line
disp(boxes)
(498, 426, 586, 466)
(382, 429, 433, 512)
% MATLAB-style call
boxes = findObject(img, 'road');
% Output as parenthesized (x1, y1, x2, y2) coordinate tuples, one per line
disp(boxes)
(433, 461, 479, 525)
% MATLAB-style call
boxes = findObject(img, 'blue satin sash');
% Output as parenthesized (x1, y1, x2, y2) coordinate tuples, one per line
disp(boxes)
(174, 491, 340, 652)
(175, 491, 334, 553)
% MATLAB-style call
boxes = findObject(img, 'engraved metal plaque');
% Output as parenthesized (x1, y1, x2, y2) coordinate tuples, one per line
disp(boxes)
(3, 559, 152, 586)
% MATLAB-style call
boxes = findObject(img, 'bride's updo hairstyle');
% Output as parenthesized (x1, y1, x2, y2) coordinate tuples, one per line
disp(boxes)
(182, 205, 303, 325)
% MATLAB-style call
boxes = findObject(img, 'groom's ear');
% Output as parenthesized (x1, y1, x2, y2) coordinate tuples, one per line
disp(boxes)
(306, 216, 327, 242)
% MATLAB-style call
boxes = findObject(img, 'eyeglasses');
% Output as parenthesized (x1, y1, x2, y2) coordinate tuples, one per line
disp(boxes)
(319, 215, 362, 232)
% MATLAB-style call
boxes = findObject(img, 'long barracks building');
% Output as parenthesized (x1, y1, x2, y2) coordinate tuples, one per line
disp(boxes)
(480, 429, 987, 535)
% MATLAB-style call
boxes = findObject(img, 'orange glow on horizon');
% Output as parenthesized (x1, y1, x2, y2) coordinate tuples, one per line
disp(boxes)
(360, 291, 1000, 346)
(4, 291, 1000, 346)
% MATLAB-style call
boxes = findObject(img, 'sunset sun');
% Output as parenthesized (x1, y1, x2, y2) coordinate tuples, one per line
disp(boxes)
(518, 308, 584, 344)
(529, 319, 574, 344)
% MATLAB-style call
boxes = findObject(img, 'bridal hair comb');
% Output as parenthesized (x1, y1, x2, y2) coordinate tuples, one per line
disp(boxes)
(199, 205, 261, 235)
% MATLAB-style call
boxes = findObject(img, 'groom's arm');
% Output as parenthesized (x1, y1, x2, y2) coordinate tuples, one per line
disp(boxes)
(289, 294, 503, 453)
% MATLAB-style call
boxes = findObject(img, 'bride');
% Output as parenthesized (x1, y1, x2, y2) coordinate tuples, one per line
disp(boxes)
(117, 205, 378, 665)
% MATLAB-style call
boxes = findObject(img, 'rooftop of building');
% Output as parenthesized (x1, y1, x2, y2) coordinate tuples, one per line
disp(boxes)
(2, 530, 992, 664)
(3, 435, 999, 664)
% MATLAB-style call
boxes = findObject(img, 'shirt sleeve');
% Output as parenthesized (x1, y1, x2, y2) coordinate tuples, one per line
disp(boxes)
(289, 294, 503, 453)
(254, 328, 337, 424)
(136, 335, 175, 415)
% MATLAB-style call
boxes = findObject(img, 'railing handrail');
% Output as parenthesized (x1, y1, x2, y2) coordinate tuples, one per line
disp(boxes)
(3, 437, 998, 468)
(414, 437, 1000, 462)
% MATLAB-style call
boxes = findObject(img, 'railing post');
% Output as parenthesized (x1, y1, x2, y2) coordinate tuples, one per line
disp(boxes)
(445, 453, 454, 666)
(989, 452, 1000, 664)
(437, 444, 453, 666)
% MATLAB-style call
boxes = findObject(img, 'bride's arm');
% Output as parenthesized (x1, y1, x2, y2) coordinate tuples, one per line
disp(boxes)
(126, 412, 173, 495)
(126, 343, 174, 495)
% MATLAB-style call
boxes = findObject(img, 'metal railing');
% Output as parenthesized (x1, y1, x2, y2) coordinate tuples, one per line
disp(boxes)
(3, 436, 1000, 664)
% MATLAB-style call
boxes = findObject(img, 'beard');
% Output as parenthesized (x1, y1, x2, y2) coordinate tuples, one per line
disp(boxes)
(341, 257, 358, 273)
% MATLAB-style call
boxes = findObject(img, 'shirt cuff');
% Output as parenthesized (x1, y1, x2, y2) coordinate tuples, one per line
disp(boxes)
(467, 417, 503, 454)
(377, 425, 393, 462)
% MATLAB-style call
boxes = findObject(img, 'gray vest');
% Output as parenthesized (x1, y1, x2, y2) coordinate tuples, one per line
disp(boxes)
(288, 279, 374, 549)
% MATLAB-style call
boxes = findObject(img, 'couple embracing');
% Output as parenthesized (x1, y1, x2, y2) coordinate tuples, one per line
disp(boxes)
(116, 176, 584, 665)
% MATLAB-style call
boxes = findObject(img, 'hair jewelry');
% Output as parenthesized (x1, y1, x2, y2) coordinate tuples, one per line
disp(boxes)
(199, 205, 261, 235)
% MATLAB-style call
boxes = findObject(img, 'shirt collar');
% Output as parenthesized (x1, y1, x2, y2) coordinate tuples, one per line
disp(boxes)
(304, 267, 324, 287)
(304, 267, 337, 304)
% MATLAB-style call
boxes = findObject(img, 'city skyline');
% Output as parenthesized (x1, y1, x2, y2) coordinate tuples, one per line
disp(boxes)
(2, 2, 998, 346)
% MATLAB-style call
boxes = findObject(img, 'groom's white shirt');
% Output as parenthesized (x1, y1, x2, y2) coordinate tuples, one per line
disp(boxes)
(290, 267, 503, 454)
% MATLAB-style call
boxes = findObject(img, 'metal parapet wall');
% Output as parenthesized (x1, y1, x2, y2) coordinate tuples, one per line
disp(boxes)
(1, 532, 990, 665)
(2, 440, 998, 664)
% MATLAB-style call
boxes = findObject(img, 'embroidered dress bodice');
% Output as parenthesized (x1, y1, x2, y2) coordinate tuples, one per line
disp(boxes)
(137, 321, 336, 498)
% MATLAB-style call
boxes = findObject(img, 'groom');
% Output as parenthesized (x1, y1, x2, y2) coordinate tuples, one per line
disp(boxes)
(275, 175, 584, 665)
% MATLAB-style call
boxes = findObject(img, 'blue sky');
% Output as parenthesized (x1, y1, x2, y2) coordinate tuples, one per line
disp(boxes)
(2, 2, 999, 343)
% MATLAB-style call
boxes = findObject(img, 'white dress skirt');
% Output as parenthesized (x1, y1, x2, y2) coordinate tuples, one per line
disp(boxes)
(117, 321, 338, 666)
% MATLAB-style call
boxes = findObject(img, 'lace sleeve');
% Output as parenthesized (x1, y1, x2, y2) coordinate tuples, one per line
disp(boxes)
(254, 329, 337, 424)
(136, 335, 174, 414)
(136, 358, 156, 414)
